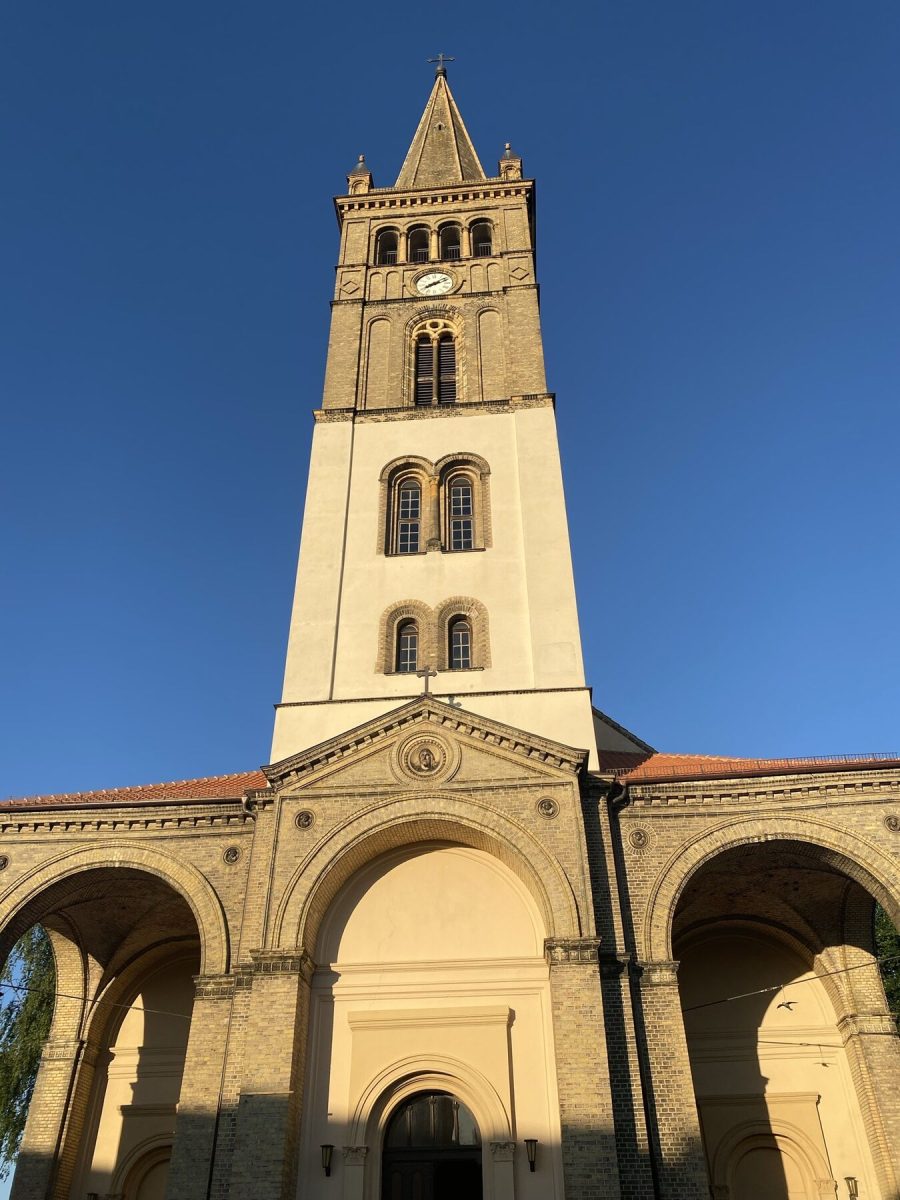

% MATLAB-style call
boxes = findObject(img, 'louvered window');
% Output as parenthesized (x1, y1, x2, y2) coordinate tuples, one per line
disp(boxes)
(415, 337, 434, 406)
(437, 336, 456, 405)
(448, 477, 474, 550)
(396, 622, 418, 673)
(396, 481, 421, 553)
(449, 619, 472, 670)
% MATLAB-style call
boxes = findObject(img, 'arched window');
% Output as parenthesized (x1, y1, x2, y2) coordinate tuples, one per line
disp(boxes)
(375, 229, 398, 265)
(414, 332, 456, 406)
(449, 618, 472, 669)
(396, 621, 418, 673)
(385, 1093, 480, 1149)
(471, 221, 493, 256)
(439, 224, 461, 261)
(395, 479, 421, 554)
(408, 226, 430, 263)
(447, 475, 474, 550)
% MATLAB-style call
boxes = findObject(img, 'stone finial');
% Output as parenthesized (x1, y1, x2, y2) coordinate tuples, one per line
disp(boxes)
(347, 153, 373, 194)
(499, 142, 523, 180)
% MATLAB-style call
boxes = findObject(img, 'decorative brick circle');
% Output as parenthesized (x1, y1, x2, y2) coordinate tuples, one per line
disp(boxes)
(222, 847, 241, 865)
(391, 733, 460, 784)
(295, 810, 316, 830)
(0, 855, 8, 871)
(628, 828, 651, 850)
(884, 815, 900, 833)
(537, 797, 559, 820)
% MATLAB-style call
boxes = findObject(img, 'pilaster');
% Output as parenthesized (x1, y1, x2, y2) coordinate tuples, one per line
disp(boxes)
(225, 950, 315, 1200)
(544, 937, 621, 1200)
(636, 961, 709, 1199)
(166, 974, 237, 1200)
(837, 1011, 900, 1197)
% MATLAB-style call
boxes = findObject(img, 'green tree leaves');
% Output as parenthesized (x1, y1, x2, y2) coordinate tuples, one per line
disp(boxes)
(0, 927, 55, 1178)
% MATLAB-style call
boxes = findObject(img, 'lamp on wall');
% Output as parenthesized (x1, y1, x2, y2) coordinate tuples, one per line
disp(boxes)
(524, 1139, 538, 1173)
(321, 1145, 334, 1177)
(846, 1180, 859, 1199)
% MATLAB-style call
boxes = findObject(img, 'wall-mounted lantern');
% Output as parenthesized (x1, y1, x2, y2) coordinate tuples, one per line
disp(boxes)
(321, 1145, 334, 1177)
(846, 1179, 859, 1199)
(524, 1138, 538, 1173)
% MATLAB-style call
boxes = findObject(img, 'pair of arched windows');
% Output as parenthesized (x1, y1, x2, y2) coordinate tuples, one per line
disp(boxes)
(378, 598, 490, 676)
(394, 616, 472, 673)
(385, 460, 488, 556)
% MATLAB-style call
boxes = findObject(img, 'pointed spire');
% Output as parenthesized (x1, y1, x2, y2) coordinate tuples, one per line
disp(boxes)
(395, 71, 486, 189)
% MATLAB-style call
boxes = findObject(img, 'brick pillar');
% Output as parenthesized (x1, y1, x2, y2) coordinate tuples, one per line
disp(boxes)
(545, 937, 621, 1200)
(636, 961, 709, 1200)
(165, 974, 237, 1200)
(12, 1038, 96, 1200)
(838, 1012, 900, 1197)
(225, 950, 313, 1200)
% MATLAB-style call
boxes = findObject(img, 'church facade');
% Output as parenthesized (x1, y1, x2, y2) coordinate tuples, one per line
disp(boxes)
(3, 70, 900, 1200)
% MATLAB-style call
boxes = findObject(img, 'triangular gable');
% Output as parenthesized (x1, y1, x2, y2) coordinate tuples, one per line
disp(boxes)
(263, 697, 587, 791)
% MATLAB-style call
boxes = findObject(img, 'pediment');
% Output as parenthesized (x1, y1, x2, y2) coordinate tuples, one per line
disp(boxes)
(262, 699, 587, 794)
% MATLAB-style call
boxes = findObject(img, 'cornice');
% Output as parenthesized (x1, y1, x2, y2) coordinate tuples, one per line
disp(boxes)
(625, 769, 900, 809)
(335, 178, 533, 215)
(313, 394, 554, 424)
(0, 803, 252, 835)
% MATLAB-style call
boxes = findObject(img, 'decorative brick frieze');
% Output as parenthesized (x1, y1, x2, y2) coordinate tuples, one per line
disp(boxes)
(544, 937, 601, 966)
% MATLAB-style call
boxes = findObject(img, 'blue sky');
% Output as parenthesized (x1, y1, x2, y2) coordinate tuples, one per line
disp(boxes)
(2, 1, 900, 803)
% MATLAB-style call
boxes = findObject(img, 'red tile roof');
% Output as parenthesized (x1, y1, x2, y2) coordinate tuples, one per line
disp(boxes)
(613, 751, 900, 784)
(1, 770, 269, 810)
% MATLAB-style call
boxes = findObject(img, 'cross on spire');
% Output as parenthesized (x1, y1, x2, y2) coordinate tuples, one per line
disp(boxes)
(415, 665, 438, 695)
(428, 52, 455, 78)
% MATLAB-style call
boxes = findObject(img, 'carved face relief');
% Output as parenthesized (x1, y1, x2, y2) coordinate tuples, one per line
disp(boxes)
(391, 733, 460, 784)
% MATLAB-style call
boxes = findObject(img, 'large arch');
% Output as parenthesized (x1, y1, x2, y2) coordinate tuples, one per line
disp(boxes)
(643, 816, 900, 963)
(273, 794, 583, 959)
(0, 843, 230, 975)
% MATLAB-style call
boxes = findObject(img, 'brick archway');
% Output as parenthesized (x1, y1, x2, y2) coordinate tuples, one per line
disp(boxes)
(272, 794, 583, 958)
(644, 814, 900, 963)
(0, 843, 230, 975)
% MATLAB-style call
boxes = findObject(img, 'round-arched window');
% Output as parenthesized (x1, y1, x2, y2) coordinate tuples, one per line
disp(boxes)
(385, 1092, 481, 1149)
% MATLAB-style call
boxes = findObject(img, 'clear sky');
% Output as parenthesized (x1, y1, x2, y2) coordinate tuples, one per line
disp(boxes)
(2, 1, 900, 804)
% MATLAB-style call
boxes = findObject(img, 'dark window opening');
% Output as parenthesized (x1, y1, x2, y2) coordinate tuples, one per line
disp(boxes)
(439, 226, 461, 261)
(397, 482, 421, 553)
(376, 231, 398, 265)
(396, 622, 418, 673)
(471, 222, 493, 256)
(408, 228, 430, 263)
(449, 619, 472, 670)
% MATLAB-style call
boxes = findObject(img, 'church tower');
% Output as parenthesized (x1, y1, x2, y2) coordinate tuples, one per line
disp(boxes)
(272, 65, 601, 765)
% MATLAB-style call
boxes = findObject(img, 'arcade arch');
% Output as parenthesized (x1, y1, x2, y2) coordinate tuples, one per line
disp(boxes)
(666, 837, 900, 1200)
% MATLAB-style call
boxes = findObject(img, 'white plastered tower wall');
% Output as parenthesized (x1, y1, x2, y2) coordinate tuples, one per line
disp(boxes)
(271, 71, 598, 766)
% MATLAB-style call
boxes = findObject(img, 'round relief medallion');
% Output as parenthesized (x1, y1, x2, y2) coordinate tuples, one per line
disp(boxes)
(884, 815, 900, 833)
(0, 854, 9, 871)
(222, 846, 241, 865)
(295, 809, 316, 830)
(391, 733, 460, 784)
(537, 797, 559, 820)
(628, 828, 651, 851)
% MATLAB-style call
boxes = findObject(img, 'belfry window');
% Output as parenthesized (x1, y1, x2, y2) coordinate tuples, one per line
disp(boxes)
(449, 618, 472, 669)
(439, 225, 461, 260)
(396, 622, 418, 673)
(471, 221, 493, 256)
(414, 332, 457, 406)
(448, 475, 474, 550)
(375, 230, 398, 265)
(408, 227, 430, 263)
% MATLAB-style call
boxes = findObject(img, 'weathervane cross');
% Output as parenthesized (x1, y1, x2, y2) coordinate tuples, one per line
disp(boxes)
(416, 665, 438, 695)
(428, 52, 455, 76)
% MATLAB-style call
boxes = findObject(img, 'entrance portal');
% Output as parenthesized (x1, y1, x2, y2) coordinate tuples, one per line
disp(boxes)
(381, 1092, 482, 1200)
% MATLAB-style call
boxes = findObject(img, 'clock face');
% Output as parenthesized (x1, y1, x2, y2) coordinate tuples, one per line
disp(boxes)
(416, 271, 454, 296)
